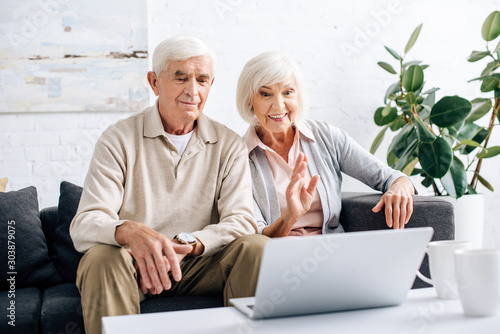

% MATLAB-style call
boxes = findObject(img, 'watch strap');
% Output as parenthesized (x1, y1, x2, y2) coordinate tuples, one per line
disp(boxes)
(187, 241, 197, 256)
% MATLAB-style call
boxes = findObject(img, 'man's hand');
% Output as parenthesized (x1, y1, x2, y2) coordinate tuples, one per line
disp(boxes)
(372, 177, 415, 229)
(115, 221, 192, 295)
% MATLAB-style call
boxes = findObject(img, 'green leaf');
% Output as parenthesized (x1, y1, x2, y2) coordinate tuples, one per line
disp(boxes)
(441, 157, 467, 198)
(402, 157, 419, 176)
(405, 92, 417, 105)
(495, 88, 500, 98)
(397, 98, 409, 108)
(477, 146, 500, 159)
(405, 23, 423, 54)
(422, 87, 440, 95)
(480, 77, 500, 92)
(446, 125, 460, 138)
(418, 137, 453, 178)
(494, 39, 500, 53)
(457, 125, 489, 154)
(470, 128, 489, 149)
(387, 151, 397, 167)
(466, 99, 492, 123)
(458, 123, 482, 140)
(384, 82, 401, 104)
(481, 60, 500, 76)
(418, 104, 431, 121)
(394, 139, 418, 170)
(385, 46, 402, 60)
(414, 118, 436, 142)
(378, 61, 397, 74)
(401, 104, 412, 116)
(381, 104, 392, 117)
(414, 85, 424, 97)
(482, 11, 500, 41)
(403, 60, 422, 68)
(468, 73, 500, 82)
(421, 175, 434, 188)
(420, 103, 431, 112)
(403, 65, 424, 92)
(374, 106, 398, 126)
(388, 124, 416, 158)
(478, 174, 495, 192)
(467, 51, 491, 62)
(457, 139, 482, 148)
(467, 184, 478, 194)
(390, 117, 406, 131)
(370, 126, 389, 154)
(469, 97, 492, 103)
(411, 167, 423, 176)
(421, 91, 436, 113)
(430, 96, 472, 127)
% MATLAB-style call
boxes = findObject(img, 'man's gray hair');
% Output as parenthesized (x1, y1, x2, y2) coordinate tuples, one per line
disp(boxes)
(236, 51, 308, 126)
(152, 35, 217, 76)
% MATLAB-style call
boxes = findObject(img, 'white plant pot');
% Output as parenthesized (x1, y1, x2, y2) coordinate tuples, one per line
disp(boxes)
(439, 194, 484, 248)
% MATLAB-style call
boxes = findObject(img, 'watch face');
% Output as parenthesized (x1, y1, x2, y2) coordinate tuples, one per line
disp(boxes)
(178, 232, 196, 244)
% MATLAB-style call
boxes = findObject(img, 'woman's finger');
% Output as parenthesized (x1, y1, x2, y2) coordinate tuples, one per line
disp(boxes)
(306, 175, 320, 195)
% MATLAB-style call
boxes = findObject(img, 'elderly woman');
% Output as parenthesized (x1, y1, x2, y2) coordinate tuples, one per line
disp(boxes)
(236, 51, 415, 238)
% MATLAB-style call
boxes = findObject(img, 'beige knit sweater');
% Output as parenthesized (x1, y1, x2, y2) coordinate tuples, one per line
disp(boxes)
(70, 103, 257, 256)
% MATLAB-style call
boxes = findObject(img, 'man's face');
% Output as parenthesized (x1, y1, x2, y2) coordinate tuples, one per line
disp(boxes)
(148, 55, 214, 134)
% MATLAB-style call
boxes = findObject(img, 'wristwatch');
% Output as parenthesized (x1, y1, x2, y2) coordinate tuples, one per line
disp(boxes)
(174, 232, 197, 256)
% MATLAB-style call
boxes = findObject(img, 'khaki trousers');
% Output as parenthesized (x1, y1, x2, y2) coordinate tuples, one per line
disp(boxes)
(76, 234, 269, 334)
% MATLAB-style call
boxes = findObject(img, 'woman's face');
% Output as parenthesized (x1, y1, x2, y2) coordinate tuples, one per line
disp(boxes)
(252, 79, 299, 136)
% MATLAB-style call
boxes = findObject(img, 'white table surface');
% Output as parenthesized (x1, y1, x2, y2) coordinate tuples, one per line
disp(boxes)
(102, 288, 500, 334)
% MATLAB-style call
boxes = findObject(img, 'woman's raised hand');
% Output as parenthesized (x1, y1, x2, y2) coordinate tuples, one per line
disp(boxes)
(283, 152, 320, 224)
(262, 152, 320, 238)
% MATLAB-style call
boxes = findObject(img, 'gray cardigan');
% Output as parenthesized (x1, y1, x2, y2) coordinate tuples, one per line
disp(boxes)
(248, 120, 406, 234)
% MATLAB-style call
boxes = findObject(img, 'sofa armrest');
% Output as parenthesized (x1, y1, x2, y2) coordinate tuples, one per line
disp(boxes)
(340, 192, 454, 241)
(40, 206, 58, 257)
(340, 192, 455, 289)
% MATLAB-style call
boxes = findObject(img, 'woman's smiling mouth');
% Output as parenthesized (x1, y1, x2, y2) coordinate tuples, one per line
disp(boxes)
(268, 113, 287, 120)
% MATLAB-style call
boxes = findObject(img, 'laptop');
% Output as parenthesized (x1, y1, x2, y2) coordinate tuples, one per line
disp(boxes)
(230, 227, 433, 319)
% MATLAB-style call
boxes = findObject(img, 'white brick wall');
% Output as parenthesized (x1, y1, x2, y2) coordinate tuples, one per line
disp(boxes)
(1, 0, 499, 246)
(1, 112, 128, 207)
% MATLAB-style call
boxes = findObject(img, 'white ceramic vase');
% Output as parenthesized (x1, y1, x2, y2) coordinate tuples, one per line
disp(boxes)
(439, 194, 484, 248)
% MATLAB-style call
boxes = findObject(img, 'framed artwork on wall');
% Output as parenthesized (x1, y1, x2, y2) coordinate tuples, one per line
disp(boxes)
(0, 0, 149, 113)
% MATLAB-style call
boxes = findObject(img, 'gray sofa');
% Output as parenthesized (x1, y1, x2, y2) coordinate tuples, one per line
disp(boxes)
(0, 183, 454, 334)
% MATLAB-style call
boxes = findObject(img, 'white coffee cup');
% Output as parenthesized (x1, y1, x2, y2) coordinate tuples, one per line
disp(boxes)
(454, 248, 500, 317)
(416, 240, 471, 299)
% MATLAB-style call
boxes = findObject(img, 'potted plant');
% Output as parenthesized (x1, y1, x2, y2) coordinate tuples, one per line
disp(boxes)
(370, 13, 500, 246)
(465, 11, 500, 193)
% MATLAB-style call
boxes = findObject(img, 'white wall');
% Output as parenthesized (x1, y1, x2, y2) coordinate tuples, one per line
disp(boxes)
(1, 0, 499, 246)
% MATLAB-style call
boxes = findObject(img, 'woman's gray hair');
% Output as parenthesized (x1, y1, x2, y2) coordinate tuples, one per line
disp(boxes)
(152, 35, 217, 76)
(236, 51, 308, 126)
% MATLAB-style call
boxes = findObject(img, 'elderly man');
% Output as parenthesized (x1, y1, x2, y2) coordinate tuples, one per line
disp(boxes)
(70, 36, 268, 334)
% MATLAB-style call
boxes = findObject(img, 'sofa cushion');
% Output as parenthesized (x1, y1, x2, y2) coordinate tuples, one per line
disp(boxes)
(40, 206, 59, 257)
(41, 282, 85, 334)
(0, 187, 62, 289)
(140, 295, 224, 313)
(0, 287, 41, 334)
(52, 181, 84, 282)
(40, 282, 224, 333)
